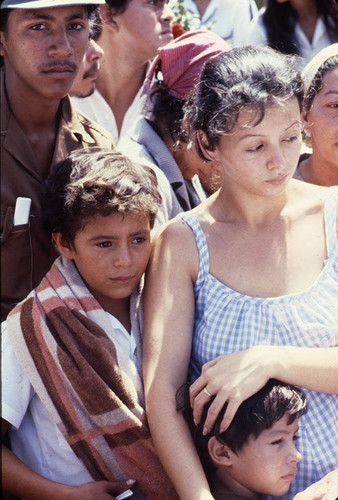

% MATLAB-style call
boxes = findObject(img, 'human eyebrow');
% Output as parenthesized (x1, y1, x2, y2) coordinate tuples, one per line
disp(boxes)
(323, 90, 338, 97)
(20, 10, 86, 22)
(284, 120, 302, 131)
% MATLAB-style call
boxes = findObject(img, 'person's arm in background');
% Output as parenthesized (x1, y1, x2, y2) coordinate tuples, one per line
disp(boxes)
(231, 0, 259, 47)
(143, 219, 214, 500)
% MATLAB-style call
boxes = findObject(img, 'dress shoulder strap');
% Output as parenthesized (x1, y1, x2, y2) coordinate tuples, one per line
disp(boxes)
(324, 186, 338, 258)
(179, 213, 210, 291)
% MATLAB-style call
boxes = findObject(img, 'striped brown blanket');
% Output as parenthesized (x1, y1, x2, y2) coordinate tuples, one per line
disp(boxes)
(7, 255, 177, 500)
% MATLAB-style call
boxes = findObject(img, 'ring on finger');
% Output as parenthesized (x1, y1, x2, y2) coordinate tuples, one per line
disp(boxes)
(203, 387, 212, 398)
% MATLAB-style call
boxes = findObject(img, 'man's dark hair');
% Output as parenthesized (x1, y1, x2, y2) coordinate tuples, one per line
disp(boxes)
(177, 379, 307, 474)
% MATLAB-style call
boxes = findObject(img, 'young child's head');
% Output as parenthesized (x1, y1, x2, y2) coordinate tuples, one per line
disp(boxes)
(180, 379, 307, 499)
(183, 45, 304, 161)
(41, 149, 162, 305)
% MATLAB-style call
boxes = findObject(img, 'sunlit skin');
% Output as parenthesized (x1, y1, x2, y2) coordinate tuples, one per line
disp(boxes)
(70, 38, 104, 98)
(211, 415, 302, 499)
(0, 6, 89, 103)
(54, 212, 152, 330)
(112, 0, 173, 61)
(300, 67, 338, 186)
(210, 97, 303, 200)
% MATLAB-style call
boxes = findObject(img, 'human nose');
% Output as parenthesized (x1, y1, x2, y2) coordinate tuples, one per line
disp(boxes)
(48, 28, 73, 58)
(114, 245, 132, 268)
(87, 39, 104, 63)
(266, 145, 285, 171)
(288, 442, 302, 464)
(160, 2, 174, 22)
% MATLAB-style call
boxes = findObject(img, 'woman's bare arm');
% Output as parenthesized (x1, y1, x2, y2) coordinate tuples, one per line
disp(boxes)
(143, 219, 214, 500)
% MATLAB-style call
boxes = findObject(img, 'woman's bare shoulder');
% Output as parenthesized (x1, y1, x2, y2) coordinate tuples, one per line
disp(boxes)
(151, 215, 200, 280)
(289, 179, 331, 213)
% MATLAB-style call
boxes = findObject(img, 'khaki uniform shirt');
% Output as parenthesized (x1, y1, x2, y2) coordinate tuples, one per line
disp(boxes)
(1, 69, 113, 321)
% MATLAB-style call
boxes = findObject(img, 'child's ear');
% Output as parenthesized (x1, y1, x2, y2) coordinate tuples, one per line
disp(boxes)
(208, 436, 234, 467)
(52, 233, 75, 260)
(196, 131, 219, 163)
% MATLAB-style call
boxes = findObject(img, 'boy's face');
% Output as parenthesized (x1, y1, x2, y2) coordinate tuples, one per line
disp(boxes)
(0, 6, 89, 101)
(226, 414, 301, 498)
(60, 212, 151, 312)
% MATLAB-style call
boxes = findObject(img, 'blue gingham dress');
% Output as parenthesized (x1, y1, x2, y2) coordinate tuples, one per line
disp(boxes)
(180, 186, 338, 499)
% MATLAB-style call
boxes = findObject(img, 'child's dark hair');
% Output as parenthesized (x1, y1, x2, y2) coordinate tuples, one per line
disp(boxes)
(303, 54, 338, 112)
(41, 149, 162, 246)
(183, 46, 304, 161)
(177, 379, 307, 474)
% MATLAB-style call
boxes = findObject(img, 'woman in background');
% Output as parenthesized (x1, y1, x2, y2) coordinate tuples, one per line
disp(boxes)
(247, 0, 338, 67)
(295, 43, 338, 185)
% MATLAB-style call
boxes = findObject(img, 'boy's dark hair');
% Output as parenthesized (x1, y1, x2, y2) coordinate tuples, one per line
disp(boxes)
(177, 379, 307, 474)
(183, 46, 304, 161)
(41, 149, 162, 246)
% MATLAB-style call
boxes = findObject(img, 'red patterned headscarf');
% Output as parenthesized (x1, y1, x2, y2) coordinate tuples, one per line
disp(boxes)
(142, 29, 231, 101)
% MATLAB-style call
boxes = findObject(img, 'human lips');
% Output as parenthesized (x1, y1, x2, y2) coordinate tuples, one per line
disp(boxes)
(281, 469, 297, 482)
(265, 173, 288, 185)
(110, 275, 136, 285)
(83, 63, 100, 80)
(42, 61, 76, 77)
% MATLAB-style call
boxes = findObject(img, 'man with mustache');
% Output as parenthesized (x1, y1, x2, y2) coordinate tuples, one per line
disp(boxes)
(73, 0, 174, 145)
(70, 8, 104, 98)
(0, 0, 113, 322)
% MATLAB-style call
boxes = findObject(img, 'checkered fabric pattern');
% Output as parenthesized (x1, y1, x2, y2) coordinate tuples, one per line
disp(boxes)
(180, 186, 338, 499)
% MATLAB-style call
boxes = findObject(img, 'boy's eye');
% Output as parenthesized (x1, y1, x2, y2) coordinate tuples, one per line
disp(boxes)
(96, 241, 112, 248)
(133, 237, 146, 244)
(293, 435, 299, 442)
(270, 439, 283, 445)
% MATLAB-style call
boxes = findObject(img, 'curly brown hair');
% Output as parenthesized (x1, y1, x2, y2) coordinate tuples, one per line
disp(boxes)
(41, 149, 162, 246)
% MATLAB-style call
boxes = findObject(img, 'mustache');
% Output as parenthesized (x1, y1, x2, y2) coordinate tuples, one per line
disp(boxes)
(40, 60, 77, 72)
(83, 62, 100, 79)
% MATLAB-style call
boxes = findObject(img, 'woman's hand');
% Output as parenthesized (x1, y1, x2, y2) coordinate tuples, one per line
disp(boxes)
(189, 345, 278, 433)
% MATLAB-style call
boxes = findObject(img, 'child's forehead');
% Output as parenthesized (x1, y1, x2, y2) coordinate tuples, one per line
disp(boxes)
(79, 211, 151, 234)
(262, 414, 299, 436)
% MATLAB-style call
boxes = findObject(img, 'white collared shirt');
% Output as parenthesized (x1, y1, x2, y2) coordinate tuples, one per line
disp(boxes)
(246, 9, 333, 68)
(182, 0, 258, 46)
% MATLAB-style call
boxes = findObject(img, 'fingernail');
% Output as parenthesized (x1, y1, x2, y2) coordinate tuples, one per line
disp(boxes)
(203, 427, 208, 435)
(127, 479, 136, 486)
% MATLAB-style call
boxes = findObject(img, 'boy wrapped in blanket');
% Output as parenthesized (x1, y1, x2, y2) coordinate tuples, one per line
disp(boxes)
(1, 150, 178, 500)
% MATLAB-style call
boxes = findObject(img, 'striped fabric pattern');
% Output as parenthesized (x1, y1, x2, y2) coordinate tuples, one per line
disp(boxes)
(180, 186, 338, 499)
(7, 256, 178, 500)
